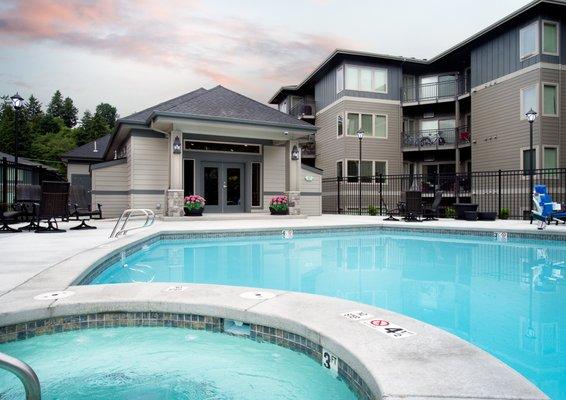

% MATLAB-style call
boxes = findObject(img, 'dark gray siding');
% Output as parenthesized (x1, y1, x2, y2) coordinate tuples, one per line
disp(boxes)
(314, 60, 402, 110)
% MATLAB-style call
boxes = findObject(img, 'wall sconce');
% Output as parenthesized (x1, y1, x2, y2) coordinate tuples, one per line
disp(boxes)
(291, 145, 300, 160)
(173, 136, 182, 154)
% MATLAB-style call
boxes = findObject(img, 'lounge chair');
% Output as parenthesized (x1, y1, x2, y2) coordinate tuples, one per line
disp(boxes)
(532, 185, 566, 230)
(404, 191, 423, 222)
(423, 191, 443, 221)
(15, 184, 41, 231)
(0, 204, 22, 233)
(35, 181, 70, 233)
(69, 185, 102, 230)
(383, 201, 406, 221)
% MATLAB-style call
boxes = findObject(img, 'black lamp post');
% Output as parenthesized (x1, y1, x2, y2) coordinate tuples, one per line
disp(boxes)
(525, 108, 537, 219)
(357, 130, 364, 215)
(10, 93, 24, 202)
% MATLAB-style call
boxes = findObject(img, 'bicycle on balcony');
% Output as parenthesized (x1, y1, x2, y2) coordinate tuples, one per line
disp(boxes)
(420, 132, 445, 147)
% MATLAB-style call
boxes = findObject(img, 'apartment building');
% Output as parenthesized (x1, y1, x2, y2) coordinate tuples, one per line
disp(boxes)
(269, 0, 565, 183)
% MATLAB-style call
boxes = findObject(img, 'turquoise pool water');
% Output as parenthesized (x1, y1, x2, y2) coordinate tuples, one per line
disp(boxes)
(0, 327, 356, 399)
(89, 230, 566, 399)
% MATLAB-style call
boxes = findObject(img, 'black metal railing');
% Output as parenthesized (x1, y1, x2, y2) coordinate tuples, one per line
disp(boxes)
(300, 142, 316, 158)
(322, 168, 566, 220)
(288, 100, 316, 119)
(0, 157, 63, 211)
(402, 77, 470, 103)
(402, 126, 471, 150)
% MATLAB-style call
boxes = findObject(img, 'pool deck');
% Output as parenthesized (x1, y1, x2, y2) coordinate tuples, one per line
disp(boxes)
(1, 215, 562, 399)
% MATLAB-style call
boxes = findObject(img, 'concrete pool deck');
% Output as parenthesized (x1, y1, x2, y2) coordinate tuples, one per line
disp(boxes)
(0, 215, 562, 399)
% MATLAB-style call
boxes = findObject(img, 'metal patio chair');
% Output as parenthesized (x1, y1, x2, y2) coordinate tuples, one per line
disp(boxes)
(68, 185, 102, 230)
(35, 181, 70, 233)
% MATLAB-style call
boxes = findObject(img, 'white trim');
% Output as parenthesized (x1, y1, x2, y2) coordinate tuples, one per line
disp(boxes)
(519, 21, 539, 60)
(519, 84, 538, 120)
(541, 82, 559, 117)
(542, 20, 560, 56)
(336, 114, 344, 138)
(472, 63, 540, 93)
(336, 66, 344, 94)
(345, 111, 388, 139)
(542, 146, 559, 169)
(184, 139, 262, 155)
(316, 96, 400, 116)
(519, 145, 540, 171)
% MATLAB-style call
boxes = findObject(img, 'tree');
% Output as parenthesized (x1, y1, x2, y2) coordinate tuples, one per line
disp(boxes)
(25, 95, 43, 122)
(61, 97, 78, 128)
(0, 97, 16, 155)
(30, 120, 76, 174)
(76, 110, 110, 146)
(95, 103, 118, 130)
(46, 90, 64, 119)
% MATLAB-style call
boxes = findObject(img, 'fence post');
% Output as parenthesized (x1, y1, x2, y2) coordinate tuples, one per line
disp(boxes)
(379, 174, 383, 216)
(337, 178, 341, 215)
(1, 157, 7, 210)
(497, 169, 502, 217)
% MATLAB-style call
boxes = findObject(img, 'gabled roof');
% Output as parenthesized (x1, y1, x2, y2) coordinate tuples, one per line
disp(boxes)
(0, 151, 58, 171)
(61, 134, 111, 161)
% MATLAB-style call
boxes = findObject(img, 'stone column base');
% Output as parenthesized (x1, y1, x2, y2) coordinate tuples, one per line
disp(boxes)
(166, 189, 184, 217)
(286, 191, 301, 215)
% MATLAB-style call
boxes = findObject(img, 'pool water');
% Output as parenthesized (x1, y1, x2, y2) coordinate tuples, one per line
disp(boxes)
(0, 327, 356, 400)
(89, 230, 566, 399)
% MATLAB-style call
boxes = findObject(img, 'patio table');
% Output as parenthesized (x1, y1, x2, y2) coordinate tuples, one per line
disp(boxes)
(454, 203, 478, 219)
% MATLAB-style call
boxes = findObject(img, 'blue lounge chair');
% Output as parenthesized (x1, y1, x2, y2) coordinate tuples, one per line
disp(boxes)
(532, 185, 566, 230)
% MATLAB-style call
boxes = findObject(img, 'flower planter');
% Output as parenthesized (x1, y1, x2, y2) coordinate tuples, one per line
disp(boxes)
(184, 208, 204, 217)
(270, 209, 289, 216)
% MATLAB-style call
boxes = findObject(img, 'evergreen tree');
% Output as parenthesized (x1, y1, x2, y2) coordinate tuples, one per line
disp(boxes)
(25, 95, 43, 122)
(46, 90, 64, 119)
(0, 97, 15, 155)
(61, 97, 78, 128)
(94, 103, 118, 130)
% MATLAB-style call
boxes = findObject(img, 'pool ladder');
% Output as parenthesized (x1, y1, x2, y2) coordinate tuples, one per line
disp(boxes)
(109, 208, 155, 239)
(0, 352, 41, 399)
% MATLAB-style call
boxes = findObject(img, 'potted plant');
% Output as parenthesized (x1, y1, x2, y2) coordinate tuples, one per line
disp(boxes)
(499, 208, 509, 220)
(184, 195, 205, 216)
(269, 195, 289, 215)
(445, 207, 456, 219)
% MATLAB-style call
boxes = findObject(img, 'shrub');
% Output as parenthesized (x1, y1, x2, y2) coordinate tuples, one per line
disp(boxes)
(499, 208, 509, 220)
(269, 195, 289, 213)
(368, 205, 378, 216)
(445, 207, 456, 219)
(184, 195, 206, 211)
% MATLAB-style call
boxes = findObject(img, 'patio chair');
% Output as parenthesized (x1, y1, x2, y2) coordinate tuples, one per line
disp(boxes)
(68, 185, 102, 230)
(383, 201, 406, 221)
(35, 181, 70, 233)
(0, 204, 22, 233)
(423, 191, 443, 221)
(15, 184, 41, 231)
(404, 191, 423, 222)
(532, 185, 566, 230)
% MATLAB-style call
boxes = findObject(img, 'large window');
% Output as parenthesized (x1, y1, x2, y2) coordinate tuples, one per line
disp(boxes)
(544, 147, 558, 169)
(337, 115, 343, 137)
(183, 159, 195, 197)
(520, 21, 538, 59)
(346, 160, 387, 183)
(522, 148, 537, 173)
(344, 65, 388, 93)
(251, 162, 261, 207)
(336, 66, 344, 93)
(542, 21, 559, 55)
(346, 113, 387, 138)
(520, 85, 537, 118)
(185, 140, 261, 154)
(543, 84, 558, 116)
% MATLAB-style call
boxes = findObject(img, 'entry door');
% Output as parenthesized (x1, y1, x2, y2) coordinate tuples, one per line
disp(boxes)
(202, 162, 245, 213)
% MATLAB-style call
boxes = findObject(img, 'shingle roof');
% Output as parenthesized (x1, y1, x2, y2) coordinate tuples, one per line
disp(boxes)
(119, 88, 209, 123)
(120, 86, 314, 129)
(61, 134, 111, 161)
(0, 152, 58, 171)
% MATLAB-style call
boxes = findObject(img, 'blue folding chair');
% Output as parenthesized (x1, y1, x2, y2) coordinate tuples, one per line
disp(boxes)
(532, 185, 566, 230)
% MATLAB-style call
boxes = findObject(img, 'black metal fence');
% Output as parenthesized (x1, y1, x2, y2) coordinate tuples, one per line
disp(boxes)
(322, 168, 566, 219)
(0, 157, 63, 211)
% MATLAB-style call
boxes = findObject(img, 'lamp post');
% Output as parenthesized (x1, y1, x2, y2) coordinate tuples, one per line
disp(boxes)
(357, 130, 364, 215)
(525, 108, 537, 219)
(10, 93, 24, 202)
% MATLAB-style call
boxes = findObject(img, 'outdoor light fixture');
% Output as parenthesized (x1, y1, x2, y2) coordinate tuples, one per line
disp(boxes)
(173, 136, 182, 154)
(10, 92, 24, 110)
(525, 108, 537, 222)
(291, 145, 300, 160)
(525, 108, 537, 123)
(356, 130, 364, 140)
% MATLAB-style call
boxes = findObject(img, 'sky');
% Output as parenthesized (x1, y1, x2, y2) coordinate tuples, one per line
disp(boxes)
(0, 0, 530, 118)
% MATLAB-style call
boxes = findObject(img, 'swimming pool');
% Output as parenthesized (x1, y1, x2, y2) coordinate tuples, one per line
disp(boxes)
(86, 229, 566, 399)
(0, 327, 356, 399)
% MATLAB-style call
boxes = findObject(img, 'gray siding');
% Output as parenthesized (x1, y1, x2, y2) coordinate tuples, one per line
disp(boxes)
(314, 61, 402, 110)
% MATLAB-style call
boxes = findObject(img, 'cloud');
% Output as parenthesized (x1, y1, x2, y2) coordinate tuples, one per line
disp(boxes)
(0, 0, 353, 100)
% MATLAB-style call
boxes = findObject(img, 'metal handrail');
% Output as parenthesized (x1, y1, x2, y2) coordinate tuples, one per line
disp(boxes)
(0, 352, 41, 400)
(109, 208, 155, 239)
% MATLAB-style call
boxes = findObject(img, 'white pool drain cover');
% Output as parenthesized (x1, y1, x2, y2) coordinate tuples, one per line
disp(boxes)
(34, 291, 75, 300)
(240, 291, 276, 300)
(163, 285, 188, 292)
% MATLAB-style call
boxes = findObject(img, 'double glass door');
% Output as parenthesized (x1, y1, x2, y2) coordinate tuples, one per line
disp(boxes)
(202, 162, 244, 213)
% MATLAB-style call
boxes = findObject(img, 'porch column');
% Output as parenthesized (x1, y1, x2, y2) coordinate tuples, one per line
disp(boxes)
(287, 140, 301, 215)
(166, 130, 184, 217)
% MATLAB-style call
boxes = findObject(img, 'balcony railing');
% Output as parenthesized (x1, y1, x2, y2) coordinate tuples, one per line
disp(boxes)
(402, 127, 471, 151)
(289, 100, 316, 119)
(402, 77, 470, 103)
(300, 141, 316, 158)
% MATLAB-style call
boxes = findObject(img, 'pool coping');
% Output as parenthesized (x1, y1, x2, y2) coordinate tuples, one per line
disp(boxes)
(0, 222, 555, 400)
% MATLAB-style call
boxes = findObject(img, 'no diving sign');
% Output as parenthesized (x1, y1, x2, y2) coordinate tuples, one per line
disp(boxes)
(361, 318, 416, 339)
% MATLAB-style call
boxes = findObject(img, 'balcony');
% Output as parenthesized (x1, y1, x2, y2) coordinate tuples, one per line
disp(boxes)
(401, 78, 470, 104)
(402, 127, 471, 151)
(288, 100, 316, 122)
(300, 141, 316, 158)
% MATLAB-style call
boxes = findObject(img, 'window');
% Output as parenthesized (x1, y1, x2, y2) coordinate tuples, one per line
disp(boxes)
(347, 160, 358, 182)
(279, 99, 288, 113)
(520, 85, 537, 118)
(347, 113, 359, 135)
(337, 161, 343, 179)
(543, 84, 558, 116)
(361, 114, 372, 135)
(522, 149, 537, 173)
(346, 113, 388, 138)
(185, 140, 261, 154)
(375, 115, 387, 138)
(346, 160, 387, 183)
(337, 115, 343, 137)
(183, 159, 195, 196)
(375, 161, 387, 183)
(542, 21, 559, 55)
(251, 162, 261, 207)
(336, 66, 344, 93)
(344, 65, 388, 93)
(520, 22, 538, 59)
(360, 161, 373, 182)
(544, 147, 558, 169)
